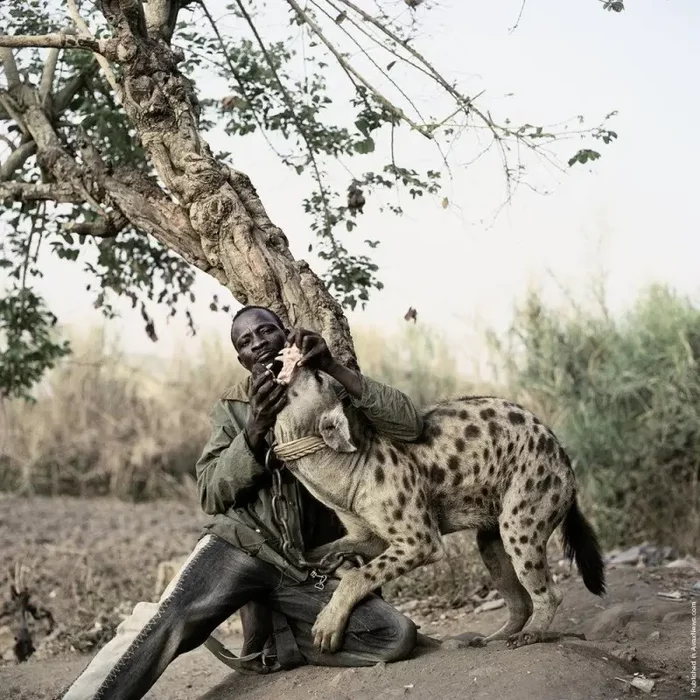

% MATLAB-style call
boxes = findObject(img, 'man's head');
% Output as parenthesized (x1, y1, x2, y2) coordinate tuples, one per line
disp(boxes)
(230, 305, 288, 372)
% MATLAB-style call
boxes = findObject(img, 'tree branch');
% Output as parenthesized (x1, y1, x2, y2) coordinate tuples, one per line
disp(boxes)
(0, 140, 37, 181)
(39, 50, 61, 101)
(62, 215, 126, 238)
(197, 0, 287, 163)
(0, 93, 29, 137)
(53, 58, 99, 113)
(232, 0, 337, 240)
(0, 181, 81, 203)
(0, 47, 21, 88)
(283, 0, 433, 139)
(142, 0, 180, 41)
(66, 0, 120, 95)
(98, 0, 148, 40)
(0, 34, 115, 56)
(104, 168, 227, 283)
(309, 0, 426, 125)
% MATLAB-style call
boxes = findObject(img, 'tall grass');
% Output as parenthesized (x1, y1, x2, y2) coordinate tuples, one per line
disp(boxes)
(489, 283, 700, 555)
(0, 322, 482, 501)
(3, 287, 698, 558)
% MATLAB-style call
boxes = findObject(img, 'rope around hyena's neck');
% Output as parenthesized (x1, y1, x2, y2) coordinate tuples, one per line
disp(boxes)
(273, 435, 326, 461)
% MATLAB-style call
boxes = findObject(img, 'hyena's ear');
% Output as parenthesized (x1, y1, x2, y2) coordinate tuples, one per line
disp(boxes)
(319, 404, 356, 453)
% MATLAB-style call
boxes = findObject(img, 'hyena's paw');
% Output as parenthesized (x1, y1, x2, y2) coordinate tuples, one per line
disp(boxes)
(312, 604, 348, 653)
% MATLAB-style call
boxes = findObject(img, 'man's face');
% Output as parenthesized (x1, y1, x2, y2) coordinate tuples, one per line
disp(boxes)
(231, 308, 287, 372)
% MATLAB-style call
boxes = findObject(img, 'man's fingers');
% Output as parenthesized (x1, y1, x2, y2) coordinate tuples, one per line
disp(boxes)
(287, 329, 301, 350)
(258, 382, 285, 408)
(251, 368, 274, 392)
(301, 333, 315, 357)
(299, 346, 322, 367)
(263, 393, 287, 418)
(252, 377, 277, 403)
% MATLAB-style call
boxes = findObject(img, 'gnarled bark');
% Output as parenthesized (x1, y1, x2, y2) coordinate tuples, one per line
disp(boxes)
(0, 0, 359, 370)
(89, 0, 359, 368)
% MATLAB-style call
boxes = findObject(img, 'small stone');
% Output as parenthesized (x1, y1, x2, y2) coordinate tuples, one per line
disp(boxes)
(630, 677, 655, 693)
(474, 598, 505, 614)
(611, 647, 637, 662)
(647, 630, 660, 641)
(607, 545, 643, 566)
(657, 590, 684, 600)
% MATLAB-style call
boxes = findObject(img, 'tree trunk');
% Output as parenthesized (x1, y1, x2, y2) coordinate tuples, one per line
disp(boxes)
(1, 1, 358, 370)
(95, 0, 359, 368)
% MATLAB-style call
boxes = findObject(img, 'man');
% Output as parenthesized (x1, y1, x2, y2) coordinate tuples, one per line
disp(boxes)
(62, 305, 425, 700)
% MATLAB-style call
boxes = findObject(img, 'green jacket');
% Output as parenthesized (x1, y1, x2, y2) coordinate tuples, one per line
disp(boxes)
(196, 372, 423, 583)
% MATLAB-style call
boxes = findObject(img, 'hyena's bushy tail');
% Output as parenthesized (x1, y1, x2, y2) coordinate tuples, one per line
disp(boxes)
(561, 496, 606, 596)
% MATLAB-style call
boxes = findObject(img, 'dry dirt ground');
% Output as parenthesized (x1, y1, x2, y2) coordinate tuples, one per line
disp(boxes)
(0, 495, 697, 700)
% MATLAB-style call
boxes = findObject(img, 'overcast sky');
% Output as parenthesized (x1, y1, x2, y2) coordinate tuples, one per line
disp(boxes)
(3, 0, 699, 375)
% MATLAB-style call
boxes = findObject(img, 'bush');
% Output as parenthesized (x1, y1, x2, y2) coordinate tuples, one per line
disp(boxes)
(489, 283, 700, 555)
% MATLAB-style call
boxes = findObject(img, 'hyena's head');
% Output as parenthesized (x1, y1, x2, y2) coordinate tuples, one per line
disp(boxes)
(272, 345, 356, 453)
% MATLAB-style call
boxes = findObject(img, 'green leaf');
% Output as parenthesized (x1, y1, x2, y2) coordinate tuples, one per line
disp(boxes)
(568, 148, 601, 167)
(355, 137, 375, 154)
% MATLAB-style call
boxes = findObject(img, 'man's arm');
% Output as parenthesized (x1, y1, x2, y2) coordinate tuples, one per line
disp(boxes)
(195, 401, 268, 515)
(329, 363, 424, 442)
(287, 329, 424, 442)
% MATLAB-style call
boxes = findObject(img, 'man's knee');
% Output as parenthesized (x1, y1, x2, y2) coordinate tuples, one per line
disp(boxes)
(379, 612, 417, 663)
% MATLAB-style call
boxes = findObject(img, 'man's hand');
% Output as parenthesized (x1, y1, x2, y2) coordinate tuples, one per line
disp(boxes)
(246, 364, 287, 451)
(287, 328, 363, 399)
(286, 328, 335, 372)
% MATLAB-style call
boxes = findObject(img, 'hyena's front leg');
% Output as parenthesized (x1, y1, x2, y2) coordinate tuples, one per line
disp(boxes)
(306, 533, 387, 567)
(312, 532, 445, 653)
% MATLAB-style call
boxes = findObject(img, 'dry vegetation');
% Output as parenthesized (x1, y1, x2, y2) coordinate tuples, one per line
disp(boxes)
(0, 322, 488, 502)
(1, 287, 698, 657)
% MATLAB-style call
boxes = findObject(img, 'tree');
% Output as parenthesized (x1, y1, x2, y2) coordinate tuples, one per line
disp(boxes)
(0, 0, 618, 399)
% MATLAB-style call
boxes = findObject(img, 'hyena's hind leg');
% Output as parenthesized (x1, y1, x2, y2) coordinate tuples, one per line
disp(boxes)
(476, 527, 533, 642)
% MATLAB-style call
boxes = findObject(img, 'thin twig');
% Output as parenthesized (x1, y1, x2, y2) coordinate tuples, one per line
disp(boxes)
(195, 0, 287, 161)
(65, 0, 120, 94)
(0, 134, 17, 150)
(509, 0, 528, 33)
(39, 49, 61, 100)
(54, 57, 99, 112)
(309, 0, 426, 125)
(233, 0, 337, 236)
(0, 93, 29, 136)
(283, 0, 433, 139)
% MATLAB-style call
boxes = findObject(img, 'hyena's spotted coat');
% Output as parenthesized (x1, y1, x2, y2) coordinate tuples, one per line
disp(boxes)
(272, 360, 606, 654)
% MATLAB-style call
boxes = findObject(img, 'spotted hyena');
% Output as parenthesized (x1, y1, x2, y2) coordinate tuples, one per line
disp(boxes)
(271, 347, 605, 654)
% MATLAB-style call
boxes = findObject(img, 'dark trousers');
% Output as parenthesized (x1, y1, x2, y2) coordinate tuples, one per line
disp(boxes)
(62, 534, 417, 700)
